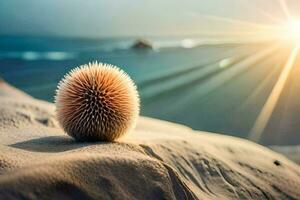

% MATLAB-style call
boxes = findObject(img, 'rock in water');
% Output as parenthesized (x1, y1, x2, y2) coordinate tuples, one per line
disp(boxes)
(131, 39, 153, 50)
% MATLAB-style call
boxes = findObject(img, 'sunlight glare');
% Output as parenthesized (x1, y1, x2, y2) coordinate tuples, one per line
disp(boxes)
(283, 19, 300, 43)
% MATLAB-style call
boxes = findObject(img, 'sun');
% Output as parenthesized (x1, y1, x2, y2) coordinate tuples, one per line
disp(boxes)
(282, 19, 300, 43)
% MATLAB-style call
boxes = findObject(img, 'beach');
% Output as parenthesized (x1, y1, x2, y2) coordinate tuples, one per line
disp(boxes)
(0, 75, 299, 199)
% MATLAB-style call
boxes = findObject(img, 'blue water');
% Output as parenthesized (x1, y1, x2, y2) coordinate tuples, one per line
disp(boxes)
(0, 35, 298, 145)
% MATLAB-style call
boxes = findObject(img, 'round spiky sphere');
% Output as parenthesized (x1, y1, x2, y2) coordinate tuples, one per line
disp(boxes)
(55, 62, 140, 142)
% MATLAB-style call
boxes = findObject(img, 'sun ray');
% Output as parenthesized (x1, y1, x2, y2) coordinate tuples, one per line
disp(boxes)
(239, 63, 279, 110)
(199, 14, 287, 42)
(243, 0, 286, 24)
(258, 9, 285, 24)
(202, 15, 279, 30)
(182, 13, 288, 44)
(277, 0, 292, 20)
(163, 44, 280, 113)
(249, 45, 300, 142)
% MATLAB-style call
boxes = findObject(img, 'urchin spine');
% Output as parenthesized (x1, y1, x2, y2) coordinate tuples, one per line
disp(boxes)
(55, 62, 140, 141)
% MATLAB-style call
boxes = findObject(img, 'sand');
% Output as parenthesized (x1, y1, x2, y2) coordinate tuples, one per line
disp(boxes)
(0, 80, 299, 200)
(270, 145, 300, 165)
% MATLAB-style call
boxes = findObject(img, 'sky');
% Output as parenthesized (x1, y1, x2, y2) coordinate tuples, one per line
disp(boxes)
(0, 0, 299, 38)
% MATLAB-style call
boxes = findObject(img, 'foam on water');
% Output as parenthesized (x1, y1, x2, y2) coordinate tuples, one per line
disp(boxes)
(0, 51, 75, 61)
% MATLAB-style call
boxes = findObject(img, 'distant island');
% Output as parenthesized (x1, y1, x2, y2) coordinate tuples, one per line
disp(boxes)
(131, 39, 153, 50)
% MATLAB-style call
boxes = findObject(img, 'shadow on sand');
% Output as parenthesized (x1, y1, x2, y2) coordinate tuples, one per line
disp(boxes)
(9, 136, 108, 153)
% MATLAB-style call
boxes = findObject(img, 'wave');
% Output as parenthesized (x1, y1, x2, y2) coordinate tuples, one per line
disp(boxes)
(0, 51, 76, 61)
(100, 38, 249, 51)
(152, 39, 202, 49)
(0, 37, 250, 61)
(0, 40, 195, 60)
(84, 38, 211, 52)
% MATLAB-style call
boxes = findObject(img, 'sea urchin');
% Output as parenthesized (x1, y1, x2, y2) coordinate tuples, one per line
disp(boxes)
(55, 62, 140, 142)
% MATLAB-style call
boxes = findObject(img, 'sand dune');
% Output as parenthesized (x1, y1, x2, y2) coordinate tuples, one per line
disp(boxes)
(0, 80, 299, 200)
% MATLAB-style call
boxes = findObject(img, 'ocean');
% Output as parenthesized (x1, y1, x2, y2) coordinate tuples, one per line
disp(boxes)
(0, 35, 298, 145)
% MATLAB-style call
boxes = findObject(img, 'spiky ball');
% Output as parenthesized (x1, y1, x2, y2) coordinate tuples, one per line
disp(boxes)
(55, 62, 140, 142)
